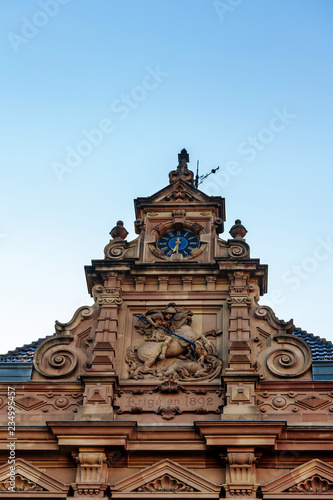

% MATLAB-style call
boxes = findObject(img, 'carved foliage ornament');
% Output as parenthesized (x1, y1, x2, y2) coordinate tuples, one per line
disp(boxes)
(137, 474, 195, 492)
(0, 474, 44, 491)
(288, 475, 333, 492)
(165, 185, 193, 201)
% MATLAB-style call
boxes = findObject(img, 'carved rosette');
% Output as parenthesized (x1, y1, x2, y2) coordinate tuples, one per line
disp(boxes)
(33, 336, 78, 379)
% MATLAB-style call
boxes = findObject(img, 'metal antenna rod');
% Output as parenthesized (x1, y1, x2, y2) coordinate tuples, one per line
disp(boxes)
(195, 160, 199, 188)
(197, 166, 220, 186)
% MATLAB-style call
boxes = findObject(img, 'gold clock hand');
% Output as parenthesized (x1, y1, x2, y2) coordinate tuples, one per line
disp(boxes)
(172, 237, 181, 253)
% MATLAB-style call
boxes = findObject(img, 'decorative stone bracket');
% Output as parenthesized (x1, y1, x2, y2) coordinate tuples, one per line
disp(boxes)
(72, 449, 108, 498)
(224, 448, 259, 498)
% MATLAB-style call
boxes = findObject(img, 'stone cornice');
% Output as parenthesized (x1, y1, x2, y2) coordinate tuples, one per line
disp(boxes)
(195, 421, 285, 448)
(47, 421, 136, 448)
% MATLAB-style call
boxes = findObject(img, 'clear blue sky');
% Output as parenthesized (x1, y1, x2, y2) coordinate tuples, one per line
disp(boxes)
(1, 0, 333, 353)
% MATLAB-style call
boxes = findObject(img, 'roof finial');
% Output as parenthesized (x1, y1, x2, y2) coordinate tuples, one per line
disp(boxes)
(110, 220, 128, 240)
(178, 148, 189, 165)
(229, 219, 247, 239)
(169, 148, 194, 185)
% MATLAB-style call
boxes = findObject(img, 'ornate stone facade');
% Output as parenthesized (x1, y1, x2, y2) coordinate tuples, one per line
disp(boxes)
(0, 149, 332, 499)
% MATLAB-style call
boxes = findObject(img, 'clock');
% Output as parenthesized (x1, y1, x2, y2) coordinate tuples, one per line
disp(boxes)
(156, 230, 200, 257)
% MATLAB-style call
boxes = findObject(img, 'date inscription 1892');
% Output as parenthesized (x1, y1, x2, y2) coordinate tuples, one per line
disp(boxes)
(114, 392, 221, 414)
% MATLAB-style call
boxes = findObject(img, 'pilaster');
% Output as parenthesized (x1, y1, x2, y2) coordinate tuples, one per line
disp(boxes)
(90, 272, 122, 372)
(224, 271, 259, 417)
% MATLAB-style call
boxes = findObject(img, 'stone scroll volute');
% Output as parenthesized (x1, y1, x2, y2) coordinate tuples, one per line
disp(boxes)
(257, 334, 312, 380)
(33, 336, 79, 379)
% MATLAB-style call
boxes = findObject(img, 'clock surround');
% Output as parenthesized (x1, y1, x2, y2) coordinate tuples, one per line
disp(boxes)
(156, 229, 200, 258)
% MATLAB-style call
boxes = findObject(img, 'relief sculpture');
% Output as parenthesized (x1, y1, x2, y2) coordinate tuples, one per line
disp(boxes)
(125, 303, 222, 381)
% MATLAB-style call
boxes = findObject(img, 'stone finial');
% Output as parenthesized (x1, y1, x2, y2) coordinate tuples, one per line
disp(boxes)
(178, 148, 189, 164)
(229, 219, 247, 239)
(169, 148, 194, 185)
(110, 220, 128, 240)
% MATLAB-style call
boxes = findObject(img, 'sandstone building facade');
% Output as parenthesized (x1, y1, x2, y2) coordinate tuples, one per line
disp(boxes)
(0, 149, 333, 498)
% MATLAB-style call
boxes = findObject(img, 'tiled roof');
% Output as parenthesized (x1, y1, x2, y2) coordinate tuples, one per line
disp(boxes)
(294, 327, 333, 361)
(0, 336, 52, 363)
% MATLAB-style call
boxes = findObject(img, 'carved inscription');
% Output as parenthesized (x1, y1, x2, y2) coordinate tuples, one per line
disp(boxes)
(115, 391, 221, 414)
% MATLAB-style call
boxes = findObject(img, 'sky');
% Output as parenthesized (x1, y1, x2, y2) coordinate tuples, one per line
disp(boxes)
(1, 0, 333, 354)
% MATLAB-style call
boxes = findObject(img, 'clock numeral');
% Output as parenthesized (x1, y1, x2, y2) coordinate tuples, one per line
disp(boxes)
(160, 246, 168, 251)
(167, 250, 172, 257)
(183, 251, 189, 257)
(169, 231, 175, 237)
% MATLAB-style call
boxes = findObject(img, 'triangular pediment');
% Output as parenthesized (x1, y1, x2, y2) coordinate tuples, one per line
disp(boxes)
(262, 459, 333, 493)
(135, 180, 225, 218)
(112, 458, 221, 494)
(154, 180, 209, 204)
(0, 458, 67, 495)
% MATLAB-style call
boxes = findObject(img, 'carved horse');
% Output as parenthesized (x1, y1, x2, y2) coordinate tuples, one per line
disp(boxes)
(127, 325, 212, 378)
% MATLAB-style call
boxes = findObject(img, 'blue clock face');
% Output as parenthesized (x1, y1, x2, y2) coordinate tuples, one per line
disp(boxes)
(156, 230, 200, 257)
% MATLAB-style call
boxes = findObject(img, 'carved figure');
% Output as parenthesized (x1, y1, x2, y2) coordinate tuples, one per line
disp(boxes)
(126, 304, 222, 381)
